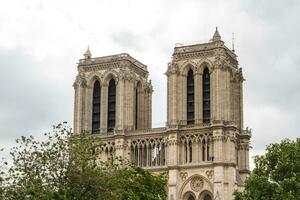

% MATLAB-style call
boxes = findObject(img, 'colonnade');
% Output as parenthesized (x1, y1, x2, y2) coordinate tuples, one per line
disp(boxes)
(130, 139, 166, 167)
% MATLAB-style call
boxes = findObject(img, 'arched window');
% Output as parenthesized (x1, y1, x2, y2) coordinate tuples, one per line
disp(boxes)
(92, 80, 101, 133)
(202, 140, 206, 161)
(203, 67, 210, 123)
(189, 141, 193, 163)
(207, 139, 210, 161)
(188, 195, 195, 200)
(185, 142, 188, 163)
(187, 69, 195, 124)
(204, 194, 212, 200)
(107, 79, 116, 132)
(135, 88, 138, 129)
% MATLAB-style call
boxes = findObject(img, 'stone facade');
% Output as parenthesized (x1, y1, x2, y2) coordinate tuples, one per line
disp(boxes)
(73, 28, 251, 200)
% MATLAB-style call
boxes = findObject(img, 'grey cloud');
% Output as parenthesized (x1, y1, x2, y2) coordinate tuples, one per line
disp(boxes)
(241, 0, 299, 21)
(0, 48, 73, 147)
(110, 30, 143, 51)
(238, 1, 300, 152)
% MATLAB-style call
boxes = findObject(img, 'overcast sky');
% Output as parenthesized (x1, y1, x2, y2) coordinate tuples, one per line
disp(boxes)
(0, 0, 299, 167)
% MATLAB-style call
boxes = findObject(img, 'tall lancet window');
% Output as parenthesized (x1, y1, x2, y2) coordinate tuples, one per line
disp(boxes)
(92, 80, 101, 133)
(107, 79, 116, 132)
(203, 67, 210, 123)
(135, 88, 138, 130)
(187, 69, 195, 124)
(135, 82, 141, 130)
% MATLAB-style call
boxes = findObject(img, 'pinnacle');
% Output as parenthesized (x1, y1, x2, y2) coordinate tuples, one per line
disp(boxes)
(212, 27, 222, 42)
(84, 46, 92, 59)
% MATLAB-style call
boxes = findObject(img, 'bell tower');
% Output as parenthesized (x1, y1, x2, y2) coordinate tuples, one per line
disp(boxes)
(73, 49, 153, 134)
(166, 28, 244, 130)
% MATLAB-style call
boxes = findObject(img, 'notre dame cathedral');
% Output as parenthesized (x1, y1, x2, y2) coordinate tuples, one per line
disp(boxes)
(73, 28, 251, 200)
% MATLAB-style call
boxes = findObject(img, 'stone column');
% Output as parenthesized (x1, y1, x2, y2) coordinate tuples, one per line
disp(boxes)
(116, 78, 124, 130)
(167, 72, 178, 125)
(213, 129, 224, 162)
(210, 69, 216, 121)
(82, 84, 89, 131)
(192, 140, 198, 163)
(85, 84, 94, 132)
(167, 132, 179, 200)
(100, 84, 108, 133)
(194, 72, 202, 124)
(239, 79, 244, 129)
(73, 82, 81, 133)
(115, 138, 125, 158)
(182, 74, 187, 125)
(138, 90, 144, 129)
(177, 75, 184, 125)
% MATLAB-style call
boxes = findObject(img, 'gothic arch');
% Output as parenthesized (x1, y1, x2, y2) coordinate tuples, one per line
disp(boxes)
(179, 174, 213, 200)
(199, 190, 213, 200)
(86, 72, 103, 87)
(103, 70, 119, 85)
(180, 60, 197, 76)
(183, 191, 196, 200)
(196, 59, 214, 73)
(135, 79, 144, 90)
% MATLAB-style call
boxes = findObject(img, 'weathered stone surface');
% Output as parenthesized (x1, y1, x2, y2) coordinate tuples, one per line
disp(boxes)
(73, 30, 251, 200)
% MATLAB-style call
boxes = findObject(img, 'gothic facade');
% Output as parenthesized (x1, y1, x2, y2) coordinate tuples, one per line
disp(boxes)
(73, 29, 251, 200)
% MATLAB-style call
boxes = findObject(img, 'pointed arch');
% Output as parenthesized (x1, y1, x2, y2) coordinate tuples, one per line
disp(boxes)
(179, 174, 213, 199)
(203, 67, 210, 123)
(86, 72, 103, 87)
(183, 192, 196, 200)
(103, 70, 119, 86)
(199, 190, 213, 200)
(92, 80, 101, 133)
(187, 69, 195, 124)
(107, 78, 116, 132)
(181, 61, 196, 76)
(196, 59, 214, 73)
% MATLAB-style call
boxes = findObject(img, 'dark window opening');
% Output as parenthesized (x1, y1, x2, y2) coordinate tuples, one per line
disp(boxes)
(187, 69, 194, 124)
(135, 87, 138, 130)
(203, 67, 210, 123)
(189, 141, 192, 162)
(188, 195, 195, 200)
(202, 140, 206, 161)
(92, 80, 101, 134)
(107, 79, 116, 132)
(204, 194, 212, 200)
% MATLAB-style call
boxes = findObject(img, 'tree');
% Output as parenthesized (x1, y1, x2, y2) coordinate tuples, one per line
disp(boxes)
(1, 122, 167, 200)
(234, 138, 300, 200)
(0, 148, 8, 199)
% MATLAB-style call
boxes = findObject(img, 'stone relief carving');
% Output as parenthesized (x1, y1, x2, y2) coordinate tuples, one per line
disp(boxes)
(190, 176, 204, 192)
(205, 170, 214, 179)
(180, 172, 188, 181)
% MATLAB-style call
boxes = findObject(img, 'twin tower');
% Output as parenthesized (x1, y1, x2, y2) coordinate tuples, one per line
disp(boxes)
(73, 28, 251, 200)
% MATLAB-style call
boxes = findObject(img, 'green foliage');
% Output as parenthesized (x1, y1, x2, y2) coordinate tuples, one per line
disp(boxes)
(0, 122, 167, 200)
(234, 138, 300, 200)
(0, 148, 8, 199)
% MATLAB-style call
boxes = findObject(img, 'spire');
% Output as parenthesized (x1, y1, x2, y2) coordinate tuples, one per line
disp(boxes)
(232, 32, 235, 52)
(212, 27, 222, 42)
(83, 46, 92, 59)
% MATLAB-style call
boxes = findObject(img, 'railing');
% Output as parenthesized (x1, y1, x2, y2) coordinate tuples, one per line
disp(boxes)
(78, 53, 147, 71)
(128, 127, 167, 135)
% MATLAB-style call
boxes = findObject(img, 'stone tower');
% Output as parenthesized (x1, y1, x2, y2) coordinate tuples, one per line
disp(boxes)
(73, 51, 153, 134)
(73, 28, 251, 200)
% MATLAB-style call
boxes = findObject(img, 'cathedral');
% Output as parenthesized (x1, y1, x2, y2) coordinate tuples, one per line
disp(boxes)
(73, 28, 251, 200)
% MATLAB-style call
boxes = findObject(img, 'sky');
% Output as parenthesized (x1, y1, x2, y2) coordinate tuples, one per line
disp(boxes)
(0, 0, 299, 168)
